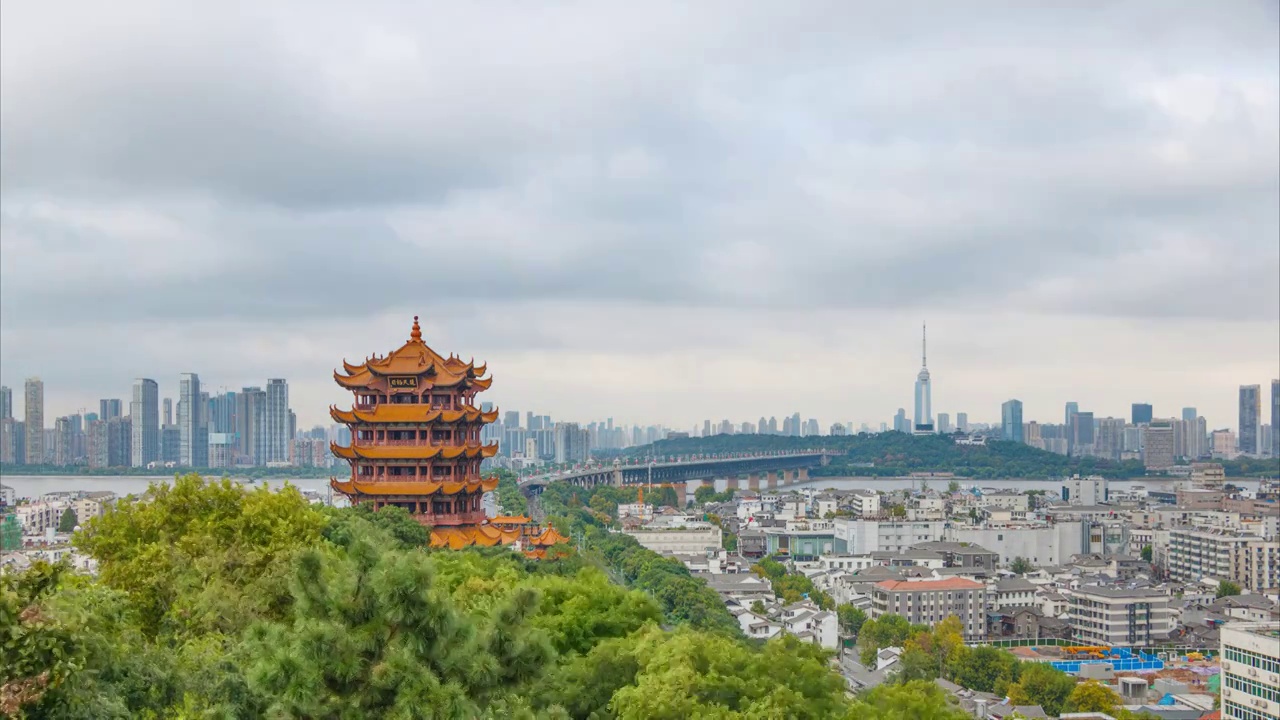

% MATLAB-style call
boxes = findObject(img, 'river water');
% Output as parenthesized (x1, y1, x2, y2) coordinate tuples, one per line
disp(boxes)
(0, 474, 335, 500)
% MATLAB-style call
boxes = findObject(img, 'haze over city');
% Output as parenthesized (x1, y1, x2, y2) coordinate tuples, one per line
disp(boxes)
(2, 2, 1278, 430)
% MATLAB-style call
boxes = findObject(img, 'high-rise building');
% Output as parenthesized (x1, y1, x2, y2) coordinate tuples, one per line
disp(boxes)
(1239, 385, 1261, 455)
(161, 424, 180, 464)
(99, 398, 123, 420)
(937, 413, 951, 434)
(1142, 419, 1176, 470)
(913, 323, 933, 434)
(1064, 402, 1078, 428)
(1131, 403, 1153, 425)
(0, 386, 11, 420)
(1221, 623, 1280, 720)
(1094, 417, 1125, 460)
(956, 412, 969, 433)
(0, 418, 24, 464)
(1070, 411, 1095, 456)
(178, 373, 207, 467)
(236, 387, 266, 465)
(1181, 407, 1197, 423)
(24, 378, 44, 465)
(210, 391, 237, 434)
(893, 408, 909, 434)
(89, 416, 132, 469)
(1001, 399, 1024, 443)
(163, 398, 173, 427)
(791, 412, 802, 437)
(1272, 379, 1280, 458)
(265, 379, 290, 465)
(130, 378, 160, 467)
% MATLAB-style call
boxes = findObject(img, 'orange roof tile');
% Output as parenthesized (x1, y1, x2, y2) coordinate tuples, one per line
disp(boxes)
(489, 515, 532, 525)
(428, 524, 523, 549)
(330, 442, 498, 460)
(874, 578, 984, 592)
(330, 405, 499, 425)
(530, 526, 570, 547)
(330, 476, 499, 496)
(335, 318, 491, 391)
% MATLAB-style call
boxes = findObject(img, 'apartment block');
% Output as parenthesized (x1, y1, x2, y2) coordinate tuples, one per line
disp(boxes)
(1221, 623, 1280, 720)
(1068, 586, 1174, 647)
(1232, 541, 1280, 593)
(1167, 526, 1264, 584)
(871, 577, 987, 640)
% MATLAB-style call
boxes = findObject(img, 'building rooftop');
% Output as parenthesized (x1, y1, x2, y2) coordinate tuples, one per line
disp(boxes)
(876, 577, 985, 592)
(1073, 585, 1167, 599)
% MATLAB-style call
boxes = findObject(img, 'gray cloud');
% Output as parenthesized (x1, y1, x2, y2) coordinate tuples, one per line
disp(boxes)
(2, 1, 1277, 428)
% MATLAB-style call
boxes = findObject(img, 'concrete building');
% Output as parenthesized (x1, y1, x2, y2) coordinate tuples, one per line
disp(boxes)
(835, 518, 946, 555)
(624, 525, 722, 555)
(130, 378, 160, 467)
(1132, 403, 1153, 425)
(178, 373, 207, 467)
(1061, 476, 1109, 506)
(24, 378, 44, 465)
(848, 491, 882, 518)
(945, 522, 1088, 568)
(871, 577, 987, 640)
(99, 398, 123, 420)
(0, 385, 10, 420)
(1167, 526, 1263, 584)
(1142, 419, 1177, 470)
(236, 387, 266, 465)
(1068, 586, 1173, 646)
(0, 418, 25, 464)
(1273, 379, 1280, 458)
(1240, 385, 1261, 455)
(1231, 540, 1280, 594)
(264, 379, 290, 465)
(1221, 622, 1280, 720)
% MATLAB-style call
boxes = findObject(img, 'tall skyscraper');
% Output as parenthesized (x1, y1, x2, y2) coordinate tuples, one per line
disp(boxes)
(1239, 384, 1261, 455)
(1070, 411, 1095, 456)
(956, 412, 969, 433)
(210, 391, 237, 434)
(236, 387, 266, 465)
(163, 398, 173, 427)
(791, 412, 802, 437)
(893, 408, 909, 434)
(1272, 380, 1280, 458)
(1131, 403, 1153, 425)
(24, 378, 44, 465)
(99, 398, 123, 420)
(265, 379, 290, 464)
(937, 412, 952, 434)
(178, 373, 207, 467)
(913, 323, 933, 434)
(130, 378, 159, 467)
(0, 386, 11, 420)
(1064, 402, 1078, 428)
(1181, 407, 1197, 423)
(1002, 399, 1024, 442)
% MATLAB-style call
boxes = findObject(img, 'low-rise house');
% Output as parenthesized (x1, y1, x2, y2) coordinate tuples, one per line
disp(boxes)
(991, 577, 1039, 609)
(871, 577, 987, 640)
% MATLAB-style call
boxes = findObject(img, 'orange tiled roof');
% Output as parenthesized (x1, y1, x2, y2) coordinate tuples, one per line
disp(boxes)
(330, 442, 499, 460)
(489, 515, 532, 525)
(874, 578, 984, 592)
(330, 476, 499, 496)
(334, 318, 491, 391)
(429, 524, 523, 549)
(530, 526, 570, 547)
(330, 405, 500, 425)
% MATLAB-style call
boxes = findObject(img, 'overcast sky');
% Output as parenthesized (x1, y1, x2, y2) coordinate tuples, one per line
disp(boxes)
(2, 2, 1278, 433)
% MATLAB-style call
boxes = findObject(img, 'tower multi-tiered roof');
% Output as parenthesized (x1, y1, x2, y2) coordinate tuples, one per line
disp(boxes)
(331, 316, 567, 550)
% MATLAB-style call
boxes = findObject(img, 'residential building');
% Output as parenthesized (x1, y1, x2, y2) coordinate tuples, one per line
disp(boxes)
(1061, 476, 1109, 506)
(1232, 540, 1280, 594)
(1214, 429, 1240, 459)
(835, 518, 945, 554)
(871, 578, 987, 640)
(163, 397, 173, 427)
(130, 378, 159, 467)
(0, 418, 24, 464)
(160, 424, 180, 464)
(848, 491, 882, 518)
(991, 577, 1038, 609)
(1273, 379, 1280, 458)
(913, 541, 1000, 571)
(956, 412, 969, 433)
(945, 522, 1087, 568)
(937, 413, 951, 434)
(236, 387, 265, 465)
(264, 379, 290, 465)
(99, 398, 123, 420)
(207, 432, 236, 469)
(178, 373, 207, 467)
(1240, 385, 1261, 455)
(1142, 419, 1176, 470)
(1001, 399, 1023, 443)
(1221, 623, 1280, 720)
(0, 386, 11, 420)
(1167, 526, 1263, 584)
(24, 378, 43, 465)
(1068, 586, 1173, 647)
(553, 422, 591, 463)
(624, 525, 722, 555)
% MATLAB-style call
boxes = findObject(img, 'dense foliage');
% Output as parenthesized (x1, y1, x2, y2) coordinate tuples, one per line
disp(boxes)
(5, 473, 980, 718)
(751, 557, 833, 609)
(495, 468, 530, 517)
(632, 432, 1155, 479)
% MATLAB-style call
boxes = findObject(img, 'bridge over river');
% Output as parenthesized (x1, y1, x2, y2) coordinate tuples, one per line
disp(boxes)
(517, 451, 834, 503)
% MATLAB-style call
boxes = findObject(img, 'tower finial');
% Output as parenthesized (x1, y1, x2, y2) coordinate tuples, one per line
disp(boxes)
(922, 322, 927, 368)
(411, 315, 422, 342)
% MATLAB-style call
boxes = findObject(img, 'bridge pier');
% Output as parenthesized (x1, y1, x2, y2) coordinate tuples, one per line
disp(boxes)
(725, 476, 739, 491)
(798, 467, 809, 482)
(767, 471, 779, 489)
(748, 473, 760, 491)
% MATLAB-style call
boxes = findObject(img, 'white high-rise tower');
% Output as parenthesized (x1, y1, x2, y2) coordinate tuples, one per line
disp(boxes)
(913, 323, 933, 434)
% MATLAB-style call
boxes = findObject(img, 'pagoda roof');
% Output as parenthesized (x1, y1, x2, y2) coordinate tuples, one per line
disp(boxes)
(530, 526, 570, 547)
(489, 515, 533, 525)
(334, 316, 491, 390)
(329, 405, 499, 425)
(330, 476, 499, 497)
(330, 442, 499, 460)
(429, 524, 524, 549)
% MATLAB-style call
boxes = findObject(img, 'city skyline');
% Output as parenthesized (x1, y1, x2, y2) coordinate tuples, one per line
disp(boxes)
(1, 3, 1278, 431)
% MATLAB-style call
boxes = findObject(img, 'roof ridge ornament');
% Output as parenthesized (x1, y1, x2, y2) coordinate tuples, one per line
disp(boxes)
(411, 315, 422, 342)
